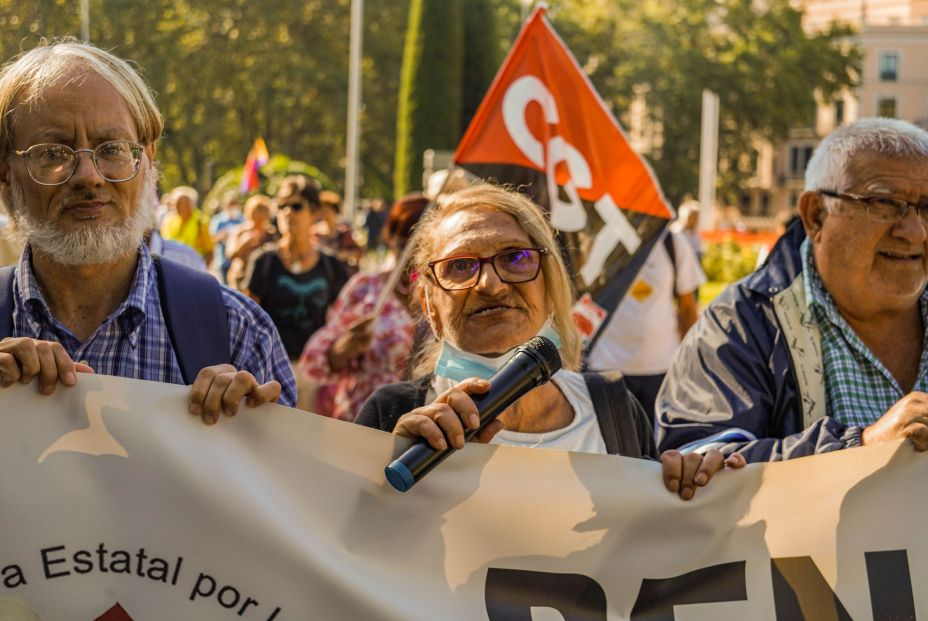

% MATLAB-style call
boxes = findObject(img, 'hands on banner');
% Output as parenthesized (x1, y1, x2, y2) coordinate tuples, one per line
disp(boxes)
(862, 392, 928, 451)
(0, 337, 281, 426)
(394, 377, 745, 501)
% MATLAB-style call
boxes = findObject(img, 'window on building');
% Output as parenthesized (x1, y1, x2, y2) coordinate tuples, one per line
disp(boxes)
(878, 97, 897, 118)
(789, 145, 815, 177)
(879, 52, 899, 82)
(835, 100, 845, 125)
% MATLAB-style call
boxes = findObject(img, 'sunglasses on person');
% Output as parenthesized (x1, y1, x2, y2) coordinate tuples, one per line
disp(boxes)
(278, 200, 313, 212)
(427, 247, 549, 291)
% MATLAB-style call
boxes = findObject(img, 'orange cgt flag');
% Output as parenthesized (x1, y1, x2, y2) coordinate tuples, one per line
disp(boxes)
(453, 7, 673, 348)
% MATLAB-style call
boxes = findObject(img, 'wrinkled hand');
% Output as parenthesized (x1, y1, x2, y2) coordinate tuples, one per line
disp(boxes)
(393, 377, 501, 450)
(660, 449, 746, 501)
(0, 337, 94, 394)
(862, 392, 928, 450)
(328, 317, 375, 372)
(189, 364, 281, 425)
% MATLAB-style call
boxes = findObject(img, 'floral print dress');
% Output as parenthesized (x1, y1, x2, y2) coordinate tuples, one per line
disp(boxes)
(299, 271, 416, 421)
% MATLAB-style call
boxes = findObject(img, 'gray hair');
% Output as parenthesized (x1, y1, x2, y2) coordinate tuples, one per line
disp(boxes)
(0, 37, 163, 158)
(805, 118, 928, 191)
(409, 183, 582, 377)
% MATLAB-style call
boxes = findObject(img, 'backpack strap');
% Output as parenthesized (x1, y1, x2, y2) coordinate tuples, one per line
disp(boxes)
(584, 370, 656, 458)
(154, 256, 231, 384)
(0, 265, 15, 339)
(662, 231, 678, 295)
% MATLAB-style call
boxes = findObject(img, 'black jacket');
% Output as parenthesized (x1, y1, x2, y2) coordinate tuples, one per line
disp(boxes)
(356, 371, 658, 459)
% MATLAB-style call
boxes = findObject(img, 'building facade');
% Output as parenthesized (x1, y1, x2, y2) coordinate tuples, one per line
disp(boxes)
(741, 0, 928, 217)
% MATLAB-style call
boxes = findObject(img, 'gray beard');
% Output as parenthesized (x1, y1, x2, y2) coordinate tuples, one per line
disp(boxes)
(4, 168, 157, 266)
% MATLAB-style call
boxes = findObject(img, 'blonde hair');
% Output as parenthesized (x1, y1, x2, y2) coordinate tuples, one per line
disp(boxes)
(0, 37, 163, 157)
(409, 184, 581, 377)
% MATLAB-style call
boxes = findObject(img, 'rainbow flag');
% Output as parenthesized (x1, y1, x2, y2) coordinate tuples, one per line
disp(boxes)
(239, 138, 269, 194)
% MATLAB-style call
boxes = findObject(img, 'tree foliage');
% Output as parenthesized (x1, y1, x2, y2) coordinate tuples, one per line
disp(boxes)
(0, 0, 859, 207)
(545, 0, 861, 205)
(0, 0, 408, 200)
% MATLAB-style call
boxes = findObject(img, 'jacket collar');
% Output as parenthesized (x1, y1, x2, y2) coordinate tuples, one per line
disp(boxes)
(743, 217, 807, 299)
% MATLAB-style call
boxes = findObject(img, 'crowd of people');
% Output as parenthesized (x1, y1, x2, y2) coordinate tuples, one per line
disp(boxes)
(0, 39, 926, 512)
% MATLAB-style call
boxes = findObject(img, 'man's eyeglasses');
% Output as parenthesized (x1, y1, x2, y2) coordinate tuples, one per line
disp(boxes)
(278, 201, 313, 212)
(819, 190, 928, 224)
(428, 247, 548, 291)
(14, 140, 144, 186)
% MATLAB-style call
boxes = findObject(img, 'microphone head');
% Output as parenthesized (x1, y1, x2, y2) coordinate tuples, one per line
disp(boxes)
(519, 335, 562, 377)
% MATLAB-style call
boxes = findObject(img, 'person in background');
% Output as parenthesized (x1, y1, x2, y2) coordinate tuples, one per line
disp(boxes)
(657, 118, 928, 461)
(671, 199, 702, 261)
(209, 190, 243, 283)
(0, 213, 24, 266)
(356, 185, 742, 500)
(301, 194, 429, 420)
(159, 185, 213, 263)
(314, 190, 363, 268)
(145, 227, 207, 272)
(225, 194, 277, 290)
(245, 176, 350, 410)
(586, 229, 705, 423)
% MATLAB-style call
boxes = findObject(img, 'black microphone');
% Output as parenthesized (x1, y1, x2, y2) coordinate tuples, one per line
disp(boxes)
(385, 335, 562, 492)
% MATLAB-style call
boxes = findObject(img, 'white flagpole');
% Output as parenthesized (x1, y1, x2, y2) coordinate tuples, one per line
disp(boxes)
(343, 0, 364, 223)
(698, 89, 719, 231)
(80, 0, 90, 42)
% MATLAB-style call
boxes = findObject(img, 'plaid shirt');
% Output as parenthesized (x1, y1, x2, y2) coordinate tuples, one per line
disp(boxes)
(11, 245, 296, 406)
(802, 239, 928, 427)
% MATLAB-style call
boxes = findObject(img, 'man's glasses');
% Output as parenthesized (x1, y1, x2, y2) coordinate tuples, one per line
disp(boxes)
(278, 201, 309, 212)
(428, 247, 548, 291)
(819, 190, 928, 224)
(14, 140, 143, 186)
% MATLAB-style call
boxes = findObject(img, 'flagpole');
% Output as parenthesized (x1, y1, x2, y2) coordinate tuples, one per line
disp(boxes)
(80, 0, 89, 42)
(698, 89, 719, 231)
(343, 0, 364, 223)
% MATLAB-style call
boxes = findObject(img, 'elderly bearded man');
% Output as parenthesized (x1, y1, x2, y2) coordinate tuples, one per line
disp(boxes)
(657, 118, 928, 461)
(0, 39, 296, 421)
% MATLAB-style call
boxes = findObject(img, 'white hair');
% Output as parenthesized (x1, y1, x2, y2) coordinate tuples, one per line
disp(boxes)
(805, 118, 928, 191)
(4, 163, 158, 265)
(0, 37, 162, 158)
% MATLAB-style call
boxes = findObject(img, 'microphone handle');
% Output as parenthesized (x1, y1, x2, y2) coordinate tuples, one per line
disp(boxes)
(384, 349, 550, 492)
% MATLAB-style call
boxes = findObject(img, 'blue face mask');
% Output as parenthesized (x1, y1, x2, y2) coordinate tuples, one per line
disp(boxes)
(433, 321, 563, 382)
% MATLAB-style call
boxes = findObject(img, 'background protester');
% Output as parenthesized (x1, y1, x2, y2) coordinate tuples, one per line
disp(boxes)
(145, 227, 207, 272)
(0, 39, 295, 418)
(313, 190, 363, 268)
(356, 185, 742, 500)
(225, 194, 277, 289)
(245, 175, 350, 410)
(159, 185, 214, 263)
(0, 213, 23, 266)
(586, 228, 705, 423)
(301, 194, 429, 420)
(209, 190, 244, 283)
(658, 118, 928, 461)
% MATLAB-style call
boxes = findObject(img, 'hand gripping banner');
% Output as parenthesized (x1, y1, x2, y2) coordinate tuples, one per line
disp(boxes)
(453, 7, 674, 350)
(1, 376, 927, 619)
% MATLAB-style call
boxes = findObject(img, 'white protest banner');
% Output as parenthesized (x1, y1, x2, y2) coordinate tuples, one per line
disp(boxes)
(0, 375, 925, 619)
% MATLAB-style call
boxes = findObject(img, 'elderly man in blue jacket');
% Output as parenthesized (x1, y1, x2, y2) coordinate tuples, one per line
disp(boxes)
(657, 117, 928, 461)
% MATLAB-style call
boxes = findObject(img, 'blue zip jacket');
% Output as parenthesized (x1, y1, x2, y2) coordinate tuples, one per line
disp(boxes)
(656, 220, 863, 462)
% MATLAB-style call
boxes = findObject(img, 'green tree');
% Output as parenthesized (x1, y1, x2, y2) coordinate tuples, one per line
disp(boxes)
(394, 0, 464, 197)
(547, 0, 861, 205)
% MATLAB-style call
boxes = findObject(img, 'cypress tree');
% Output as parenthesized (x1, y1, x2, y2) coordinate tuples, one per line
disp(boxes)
(394, 0, 464, 197)
(460, 0, 502, 134)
